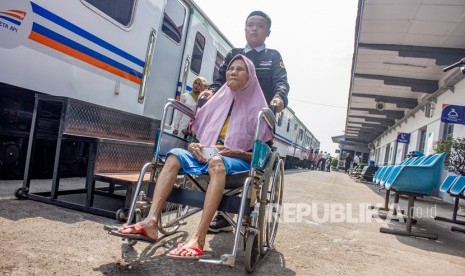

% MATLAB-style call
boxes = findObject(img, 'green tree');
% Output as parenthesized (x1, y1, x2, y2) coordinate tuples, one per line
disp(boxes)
(434, 137, 465, 176)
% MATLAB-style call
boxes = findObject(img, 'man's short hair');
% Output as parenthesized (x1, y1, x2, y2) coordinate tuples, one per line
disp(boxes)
(246, 10, 271, 28)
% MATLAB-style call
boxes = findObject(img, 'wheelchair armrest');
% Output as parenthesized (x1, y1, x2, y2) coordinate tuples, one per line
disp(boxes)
(167, 98, 195, 119)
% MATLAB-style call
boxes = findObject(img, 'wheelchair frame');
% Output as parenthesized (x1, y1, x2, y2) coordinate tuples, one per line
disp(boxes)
(113, 99, 284, 272)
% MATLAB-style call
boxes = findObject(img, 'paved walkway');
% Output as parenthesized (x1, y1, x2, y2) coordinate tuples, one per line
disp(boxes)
(1, 171, 464, 275)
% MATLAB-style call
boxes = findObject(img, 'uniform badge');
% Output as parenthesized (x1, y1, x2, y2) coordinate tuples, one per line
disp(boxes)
(260, 60, 272, 66)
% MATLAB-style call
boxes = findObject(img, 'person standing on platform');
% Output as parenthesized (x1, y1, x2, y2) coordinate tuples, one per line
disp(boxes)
(172, 77, 209, 138)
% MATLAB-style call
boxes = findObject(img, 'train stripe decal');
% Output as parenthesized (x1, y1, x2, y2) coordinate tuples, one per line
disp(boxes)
(31, 2, 144, 67)
(27, 2, 143, 84)
(28, 31, 142, 85)
(29, 23, 142, 84)
(275, 133, 293, 145)
(274, 134, 310, 153)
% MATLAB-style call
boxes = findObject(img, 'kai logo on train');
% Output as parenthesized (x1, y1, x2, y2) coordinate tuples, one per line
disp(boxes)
(0, 9, 26, 31)
(0, 0, 32, 49)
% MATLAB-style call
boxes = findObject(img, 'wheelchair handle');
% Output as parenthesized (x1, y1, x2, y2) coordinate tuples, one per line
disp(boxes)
(167, 98, 195, 119)
(269, 104, 278, 115)
(443, 58, 465, 72)
(154, 100, 194, 164)
(254, 107, 277, 141)
(197, 96, 208, 109)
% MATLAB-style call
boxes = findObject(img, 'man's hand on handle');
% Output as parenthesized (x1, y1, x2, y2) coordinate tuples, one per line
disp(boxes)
(271, 97, 284, 113)
(198, 90, 214, 101)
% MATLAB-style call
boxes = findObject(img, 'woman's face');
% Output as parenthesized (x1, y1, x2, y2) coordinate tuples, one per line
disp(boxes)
(192, 79, 203, 93)
(226, 59, 249, 92)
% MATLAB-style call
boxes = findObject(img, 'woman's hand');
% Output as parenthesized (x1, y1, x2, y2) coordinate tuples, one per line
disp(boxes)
(218, 147, 238, 157)
(218, 147, 252, 162)
(188, 143, 207, 163)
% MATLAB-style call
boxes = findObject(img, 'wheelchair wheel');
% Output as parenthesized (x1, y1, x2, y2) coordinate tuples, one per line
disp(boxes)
(115, 208, 143, 224)
(265, 158, 284, 249)
(258, 154, 284, 255)
(244, 230, 260, 273)
(158, 202, 187, 235)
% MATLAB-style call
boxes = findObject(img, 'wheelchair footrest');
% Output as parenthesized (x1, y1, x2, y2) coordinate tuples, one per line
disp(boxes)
(167, 187, 251, 215)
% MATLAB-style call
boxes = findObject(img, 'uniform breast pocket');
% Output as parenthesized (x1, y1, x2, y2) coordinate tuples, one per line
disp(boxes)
(256, 68, 272, 79)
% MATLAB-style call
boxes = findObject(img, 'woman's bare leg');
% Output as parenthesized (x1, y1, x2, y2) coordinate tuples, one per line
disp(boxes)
(119, 155, 180, 240)
(170, 156, 226, 257)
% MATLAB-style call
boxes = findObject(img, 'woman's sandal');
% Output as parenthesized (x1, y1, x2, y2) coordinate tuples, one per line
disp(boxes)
(108, 224, 157, 243)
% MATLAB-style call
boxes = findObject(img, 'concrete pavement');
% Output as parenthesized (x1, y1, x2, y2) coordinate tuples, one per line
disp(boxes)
(1, 170, 464, 275)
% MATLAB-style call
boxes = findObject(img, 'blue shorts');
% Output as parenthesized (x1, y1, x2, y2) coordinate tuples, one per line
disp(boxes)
(168, 148, 250, 175)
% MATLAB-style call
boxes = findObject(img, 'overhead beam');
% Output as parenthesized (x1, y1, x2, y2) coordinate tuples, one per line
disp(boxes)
(346, 127, 383, 134)
(347, 124, 386, 130)
(358, 43, 465, 66)
(346, 127, 384, 134)
(364, 117, 396, 125)
(345, 137, 370, 144)
(351, 93, 418, 108)
(348, 115, 395, 125)
(350, 107, 405, 119)
(354, 73, 438, 93)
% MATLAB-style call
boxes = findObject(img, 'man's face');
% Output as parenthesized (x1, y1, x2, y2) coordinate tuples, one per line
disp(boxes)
(245, 16, 270, 48)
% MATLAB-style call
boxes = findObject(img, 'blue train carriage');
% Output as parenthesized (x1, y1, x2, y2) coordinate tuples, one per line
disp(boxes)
(0, 0, 233, 179)
(274, 107, 319, 169)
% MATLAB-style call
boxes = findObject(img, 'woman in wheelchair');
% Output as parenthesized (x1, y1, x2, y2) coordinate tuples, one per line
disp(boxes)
(116, 55, 274, 259)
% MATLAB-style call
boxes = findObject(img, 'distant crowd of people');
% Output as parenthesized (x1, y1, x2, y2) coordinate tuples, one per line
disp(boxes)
(344, 152, 361, 173)
(307, 149, 332, 172)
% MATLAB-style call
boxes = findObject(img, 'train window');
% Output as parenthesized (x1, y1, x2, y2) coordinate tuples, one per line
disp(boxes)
(190, 32, 206, 75)
(82, 0, 136, 26)
(286, 118, 290, 132)
(213, 52, 225, 81)
(277, 112, 284, 127)
(162, 0, 186, 44)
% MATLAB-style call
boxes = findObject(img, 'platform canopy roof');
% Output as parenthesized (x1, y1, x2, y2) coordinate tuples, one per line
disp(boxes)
(345, 0, 465, 145)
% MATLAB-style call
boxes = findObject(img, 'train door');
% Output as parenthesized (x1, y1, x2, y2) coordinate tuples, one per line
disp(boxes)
(141, 0, 191, 120)
(176, 8, 230, 103)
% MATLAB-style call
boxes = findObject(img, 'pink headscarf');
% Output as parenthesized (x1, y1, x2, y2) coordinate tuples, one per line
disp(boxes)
(191, 55, 274, 151)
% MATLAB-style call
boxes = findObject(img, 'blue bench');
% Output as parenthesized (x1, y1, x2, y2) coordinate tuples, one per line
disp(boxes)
(379, 153, 446, 240)
(369, 157, 420, 212)
(382, 156, 430, 189)
(373, 156, 429, 221)
(435, 176, 465, 229)
(372, 157, 414, 193)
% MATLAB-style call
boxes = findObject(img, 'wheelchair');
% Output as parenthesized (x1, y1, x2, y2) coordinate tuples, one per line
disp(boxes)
(106, 99, 284, 272)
